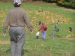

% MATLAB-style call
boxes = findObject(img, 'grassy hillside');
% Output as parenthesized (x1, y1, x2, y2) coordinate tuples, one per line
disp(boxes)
(0, 2, 75, 56)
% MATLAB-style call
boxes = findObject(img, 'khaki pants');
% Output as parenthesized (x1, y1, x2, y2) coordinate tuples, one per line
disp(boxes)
(9, 27, 25, 56)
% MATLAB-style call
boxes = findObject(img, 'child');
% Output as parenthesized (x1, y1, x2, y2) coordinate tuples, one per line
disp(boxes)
(36, 31, 40, 39)
(39, 21, 47, 40)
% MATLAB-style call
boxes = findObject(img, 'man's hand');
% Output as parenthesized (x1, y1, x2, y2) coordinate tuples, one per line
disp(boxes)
(29, 26, 33, 32)
(2, 28, 7, 37)
(30, 29, 33, 32)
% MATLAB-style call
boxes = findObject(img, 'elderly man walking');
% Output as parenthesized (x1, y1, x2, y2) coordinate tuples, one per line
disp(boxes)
(3, 1, 33, 56)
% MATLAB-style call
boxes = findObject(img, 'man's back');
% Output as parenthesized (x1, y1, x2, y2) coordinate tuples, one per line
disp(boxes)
(4, 7, 32, 32)
(8, 7, 27, 27)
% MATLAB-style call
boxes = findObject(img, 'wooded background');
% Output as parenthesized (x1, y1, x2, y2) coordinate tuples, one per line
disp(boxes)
(0, 0, 75, 8)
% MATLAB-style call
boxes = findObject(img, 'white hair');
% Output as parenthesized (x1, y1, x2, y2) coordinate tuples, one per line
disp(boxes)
(13, 0, 22, 5)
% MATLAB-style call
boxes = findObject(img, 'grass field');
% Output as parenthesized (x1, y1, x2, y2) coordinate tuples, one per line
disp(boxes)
(0, 2, 75, 56)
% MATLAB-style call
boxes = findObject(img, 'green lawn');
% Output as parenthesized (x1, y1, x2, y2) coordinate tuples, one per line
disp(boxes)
(0, 2, 75, 56)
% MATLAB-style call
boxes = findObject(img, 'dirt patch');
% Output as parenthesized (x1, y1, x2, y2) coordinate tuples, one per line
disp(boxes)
(58, 6, 75, 12)
(0, 41, 10, 44)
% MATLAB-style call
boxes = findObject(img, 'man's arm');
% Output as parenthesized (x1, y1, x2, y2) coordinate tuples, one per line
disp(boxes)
(23, 12, 33, 32)
(3, 13, 10, 33)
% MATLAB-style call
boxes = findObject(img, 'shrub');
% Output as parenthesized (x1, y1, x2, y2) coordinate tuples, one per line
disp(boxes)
(57, 0, 75, 9)
(43, 0, 56, 3)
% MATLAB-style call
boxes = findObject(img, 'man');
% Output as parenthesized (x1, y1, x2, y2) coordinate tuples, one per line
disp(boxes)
(3, 1, 33, 56)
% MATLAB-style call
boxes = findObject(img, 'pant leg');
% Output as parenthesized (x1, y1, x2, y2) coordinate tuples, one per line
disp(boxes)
(42, 31, 46, 40)
(15, 27, 25, 56)
(16, 37, 25, 56)
(51, 31, 56, 40)
(10, 41, 16, 56)
(9, 28, 16, 56)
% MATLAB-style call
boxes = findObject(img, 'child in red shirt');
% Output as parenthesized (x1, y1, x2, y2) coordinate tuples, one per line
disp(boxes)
(39, 21, 47, 40)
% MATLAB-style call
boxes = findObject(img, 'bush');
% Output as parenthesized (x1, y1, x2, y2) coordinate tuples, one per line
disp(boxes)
(57, 0, 75, 9)
(43, 0, 56, 3)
